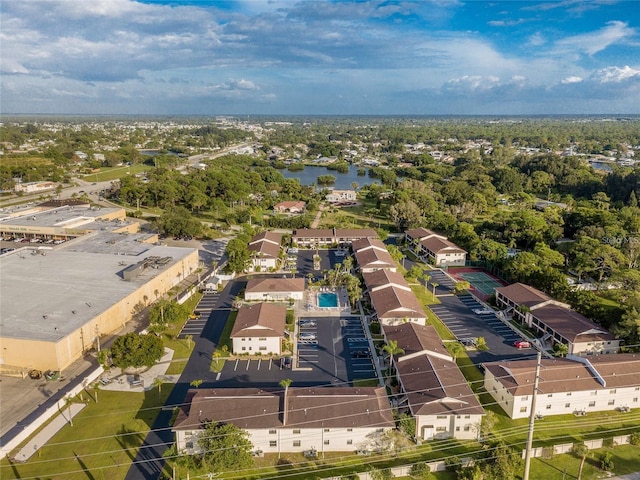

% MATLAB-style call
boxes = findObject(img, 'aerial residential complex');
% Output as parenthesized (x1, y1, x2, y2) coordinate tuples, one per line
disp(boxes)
(173, 228, 485, 455)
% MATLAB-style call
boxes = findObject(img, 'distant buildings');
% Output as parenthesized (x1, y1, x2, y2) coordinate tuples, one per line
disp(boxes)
(273, 201, 306, 215)
(352, 238, 397, 273)
(13, 181, 57, 194)
(363, 269, 427, 325)
(247, 232, 282, 272)
(405, 228, 466, 267)
(326, 189, 357, 203)
(292, 228, 377, 248)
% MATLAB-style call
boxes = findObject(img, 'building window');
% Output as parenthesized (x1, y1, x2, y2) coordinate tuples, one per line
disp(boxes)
(456, 427, 460, 431)
(589, 401, 596, 407)
(610, 389, 617, 394)
(548, 394, 553, 398)
(465, 415, 470, 419)
(591, 391, 597, 396)
(259, 337, 267, 341)
(546, 405, 552, 410)
(567, 392, 572, 396)
(520, 407, 527, 413)
(293, 441, 301, 447)
(324, 428, 330, 432)
(259, 346, 267, 351)
(347, 439, 353, 445)
(436, 415, 447, 419)
(185, 442, 193, 449)
(324, 440, 330, 445)
(347, 428, 353, 432)
(608, 400, 615, 405)
(464, 426, 471, 431)
(565, 403, 571, 408)
(269, 441, 277, 447)
(293, 429, 301, 434)
(633, 398, 638, 403)
(269, 429, 277, 435)
(241, 338, 246, 341)
(522, 396, 528, 401)
(436, 427, 446, 432)
(241, 346, 246, 351)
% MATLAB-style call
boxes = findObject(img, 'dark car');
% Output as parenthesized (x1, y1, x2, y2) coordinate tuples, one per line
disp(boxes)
(283, 357, 292, 369)
(353, 350, 370, 358)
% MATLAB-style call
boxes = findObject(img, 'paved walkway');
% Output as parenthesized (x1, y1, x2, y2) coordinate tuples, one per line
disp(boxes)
(99, 348, 177, 392)
(13, 403, 86, 462)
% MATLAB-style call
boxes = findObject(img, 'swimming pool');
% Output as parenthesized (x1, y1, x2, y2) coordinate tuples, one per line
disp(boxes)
(318, 292, 339, 308)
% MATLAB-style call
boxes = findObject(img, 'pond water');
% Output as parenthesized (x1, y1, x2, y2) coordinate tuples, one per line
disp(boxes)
(279, 164, 380, 190)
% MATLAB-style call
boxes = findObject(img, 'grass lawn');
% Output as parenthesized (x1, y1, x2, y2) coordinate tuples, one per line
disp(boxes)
(0, 387, 174, 480)
(530, 444, 640, 480)
(83, 164, 148, 182)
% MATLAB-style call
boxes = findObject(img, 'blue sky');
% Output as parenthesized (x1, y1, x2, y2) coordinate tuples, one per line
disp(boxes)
(1, 0, 639, 115)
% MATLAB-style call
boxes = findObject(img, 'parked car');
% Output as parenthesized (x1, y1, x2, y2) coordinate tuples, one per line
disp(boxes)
(473, 308, 493, 315)
(283, 356, 292, 369)
(299, 320, 316, 328)
(513, 340, 531, 349)
(353, 350, 370, 358)
(299, 332, 317, 340)
(288, 247, 299, 254)
(189, 311, 202, 319)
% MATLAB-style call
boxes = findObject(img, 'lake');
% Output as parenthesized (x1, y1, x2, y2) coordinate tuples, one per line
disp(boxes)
(279, 164, 380, 190)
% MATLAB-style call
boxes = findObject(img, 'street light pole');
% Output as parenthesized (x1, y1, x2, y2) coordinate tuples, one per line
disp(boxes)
(523, 351, 542, 480)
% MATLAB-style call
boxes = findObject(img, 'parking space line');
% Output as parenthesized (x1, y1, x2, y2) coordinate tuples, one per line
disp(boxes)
(257, 358, 262, 370)
(234, 359, 239, 371)
(246, 359, 250, 371)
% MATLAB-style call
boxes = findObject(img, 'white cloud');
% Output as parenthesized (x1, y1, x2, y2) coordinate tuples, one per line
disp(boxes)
(553, 21, 635, 56)
(591, 65, 640, 83)
(561, 76, 584, 84)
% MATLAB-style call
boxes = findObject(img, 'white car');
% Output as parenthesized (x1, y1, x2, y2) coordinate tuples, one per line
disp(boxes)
(473, 308, 493, 315)
(299, 332, 317, 340)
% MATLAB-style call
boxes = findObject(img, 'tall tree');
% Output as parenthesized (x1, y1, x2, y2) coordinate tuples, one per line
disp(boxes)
(198, 421, 253, 472)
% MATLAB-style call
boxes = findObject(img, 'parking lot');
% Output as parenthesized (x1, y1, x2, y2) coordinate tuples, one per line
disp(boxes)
(215, 313, 379, 388)
(428, 293, 532, 363)
(292, 249, 343, 277)
(177, 291, 220, 339)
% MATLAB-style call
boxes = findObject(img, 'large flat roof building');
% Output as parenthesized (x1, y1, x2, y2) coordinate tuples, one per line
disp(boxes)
(0, 203, 199, 373)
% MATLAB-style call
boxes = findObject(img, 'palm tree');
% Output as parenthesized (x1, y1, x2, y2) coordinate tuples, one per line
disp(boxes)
(190, 379, 203, 389)
(185, 334, 193, 350)
(153, 376, 164, 402)
(448, 342, 465, 361)
(62, 395, 74, 427)
(572, 443, 589, 480)
(553, 342, 569, 357)
(430, 282, 439, 297)
(382, 340, 405, 379)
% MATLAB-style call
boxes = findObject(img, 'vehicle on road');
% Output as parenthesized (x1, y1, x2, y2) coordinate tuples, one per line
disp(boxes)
(514, 340, 531, 349)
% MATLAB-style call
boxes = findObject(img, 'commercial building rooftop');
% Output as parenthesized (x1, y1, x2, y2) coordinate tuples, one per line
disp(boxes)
(0, 245, 195, 342)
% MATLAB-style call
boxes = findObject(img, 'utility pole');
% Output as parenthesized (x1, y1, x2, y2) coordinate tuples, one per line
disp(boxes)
(523, 351, 542, 480)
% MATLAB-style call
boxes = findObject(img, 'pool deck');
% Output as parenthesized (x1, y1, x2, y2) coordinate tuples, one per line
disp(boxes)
(299, 287, 352, 316)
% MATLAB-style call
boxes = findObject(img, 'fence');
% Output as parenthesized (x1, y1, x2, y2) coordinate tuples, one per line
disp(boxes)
(520, 436, 629, 459)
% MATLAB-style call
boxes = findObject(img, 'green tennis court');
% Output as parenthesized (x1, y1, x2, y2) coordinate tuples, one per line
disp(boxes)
(458, 271, 503, 295)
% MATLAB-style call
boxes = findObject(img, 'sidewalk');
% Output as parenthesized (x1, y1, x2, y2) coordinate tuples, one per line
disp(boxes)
(13, 403, 86, 462)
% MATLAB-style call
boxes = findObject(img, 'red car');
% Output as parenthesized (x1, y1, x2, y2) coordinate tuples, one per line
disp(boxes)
(514, 340, 531, 349)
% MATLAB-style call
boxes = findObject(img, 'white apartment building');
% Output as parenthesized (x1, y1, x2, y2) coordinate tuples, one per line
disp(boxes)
(483, 354, 640, 419)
